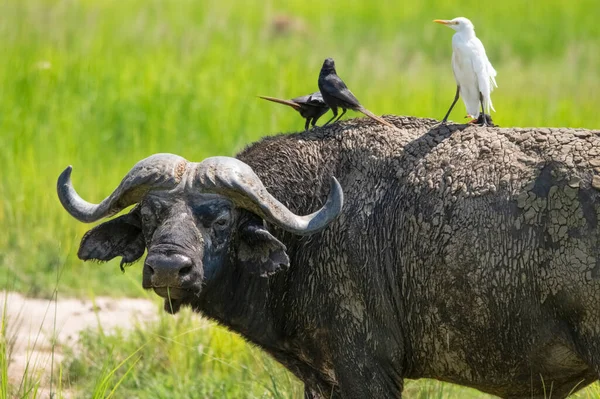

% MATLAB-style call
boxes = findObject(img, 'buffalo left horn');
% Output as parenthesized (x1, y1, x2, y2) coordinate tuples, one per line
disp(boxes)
(192, 156, 343, 235)
(57, 153, 188, 223)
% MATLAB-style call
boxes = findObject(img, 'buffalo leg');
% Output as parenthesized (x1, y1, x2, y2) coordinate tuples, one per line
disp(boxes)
(334, 363, 403, 399)
(573, 332, 600, 378)
(304, 386, 340, 399)
(331, 338, 404, 398)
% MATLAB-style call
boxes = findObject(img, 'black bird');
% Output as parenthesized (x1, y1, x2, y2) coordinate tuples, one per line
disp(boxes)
(259, 92, 329, 131)
(318, 58, 396, 129)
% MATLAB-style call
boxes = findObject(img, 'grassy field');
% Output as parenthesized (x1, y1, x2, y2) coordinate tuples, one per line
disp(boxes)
(1, 0, 600, 397)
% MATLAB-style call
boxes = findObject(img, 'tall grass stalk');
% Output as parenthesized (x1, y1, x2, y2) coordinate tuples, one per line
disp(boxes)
(1, 293, 9, 399)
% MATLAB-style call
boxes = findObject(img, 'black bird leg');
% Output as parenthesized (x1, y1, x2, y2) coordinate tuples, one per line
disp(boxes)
(441, 86, 460, 124)
(479, 92, 488, 127)
(333, 108, 347, 124)
(304, 118, 311, 131)
(323, 107, 338, 127)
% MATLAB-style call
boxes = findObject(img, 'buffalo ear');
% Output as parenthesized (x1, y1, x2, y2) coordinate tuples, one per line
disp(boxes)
(237, 219, 290, 277)
(78, 208, 145, 270)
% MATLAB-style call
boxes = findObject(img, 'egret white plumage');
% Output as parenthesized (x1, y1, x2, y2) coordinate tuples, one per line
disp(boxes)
(434, 17, 497, 126)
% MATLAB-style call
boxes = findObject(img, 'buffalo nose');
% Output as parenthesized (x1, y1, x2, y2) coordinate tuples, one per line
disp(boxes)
(145, 253, 193, 287)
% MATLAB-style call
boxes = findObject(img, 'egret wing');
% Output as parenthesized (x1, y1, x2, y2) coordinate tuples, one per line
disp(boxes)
(470, 37, 496, 113)
(487, 62, 498, 90)
(471, 38, 497, 89)
(451, 37, 482, 117)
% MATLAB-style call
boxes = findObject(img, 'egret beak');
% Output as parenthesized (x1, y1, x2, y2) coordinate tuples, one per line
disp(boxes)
(433, 19, 451, 25)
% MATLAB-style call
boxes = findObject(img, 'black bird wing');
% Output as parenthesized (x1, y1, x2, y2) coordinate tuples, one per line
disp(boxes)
(291, 92, 329, 119)
(306, 93, 330, 119)
(291, 92, 328, 109)
(306, 91, 324, 102)
(261, 93, 329, 120)
(322, 74, 361, 109)
(289, 94, 312, 104)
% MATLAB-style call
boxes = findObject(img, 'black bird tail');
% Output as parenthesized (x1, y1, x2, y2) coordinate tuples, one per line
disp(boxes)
(357, 107, 397, 130)
(258, 96, 302, 110)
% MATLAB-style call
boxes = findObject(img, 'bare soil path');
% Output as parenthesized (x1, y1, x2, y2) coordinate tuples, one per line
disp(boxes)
(1, 291, 158, 397)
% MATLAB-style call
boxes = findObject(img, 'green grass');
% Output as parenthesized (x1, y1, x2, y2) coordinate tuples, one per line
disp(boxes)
(52, 307, 600, 398)
(62, 306, 496, 398)
(1, 0, 600, 397)
(61, 306, 303, 398)
(4, 303, 600, 398)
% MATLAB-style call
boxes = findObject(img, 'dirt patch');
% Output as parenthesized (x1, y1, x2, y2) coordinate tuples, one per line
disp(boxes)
(1, 291, 158, 397)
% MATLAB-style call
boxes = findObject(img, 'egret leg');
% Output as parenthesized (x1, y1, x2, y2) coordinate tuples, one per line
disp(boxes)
(333, 108, 347, 124)
(304, 118, 310, 131)
(322, 107, 338, 127)
(479, 93, 489, 127)
(441, 86, 460, 124)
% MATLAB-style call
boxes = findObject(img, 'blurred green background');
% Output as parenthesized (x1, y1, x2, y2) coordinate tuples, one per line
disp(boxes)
(1, 0, 599, 296)
(1, 0, 600, 396)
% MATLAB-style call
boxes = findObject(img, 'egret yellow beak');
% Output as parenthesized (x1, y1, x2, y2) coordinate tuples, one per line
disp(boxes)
(433, 19, 451, 25)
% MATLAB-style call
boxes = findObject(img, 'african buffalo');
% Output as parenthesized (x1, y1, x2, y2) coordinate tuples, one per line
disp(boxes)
(58, 116, 600, 398)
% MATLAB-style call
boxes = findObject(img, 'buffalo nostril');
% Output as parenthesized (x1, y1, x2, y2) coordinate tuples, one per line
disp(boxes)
(146, 253, 193, 285)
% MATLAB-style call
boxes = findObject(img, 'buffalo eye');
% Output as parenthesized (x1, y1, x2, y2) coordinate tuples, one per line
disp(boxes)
(140, 208, 153, 225)
(212, 215, 230, 230)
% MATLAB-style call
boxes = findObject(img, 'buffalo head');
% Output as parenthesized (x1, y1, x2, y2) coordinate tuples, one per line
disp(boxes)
(57, 154, 343, 312)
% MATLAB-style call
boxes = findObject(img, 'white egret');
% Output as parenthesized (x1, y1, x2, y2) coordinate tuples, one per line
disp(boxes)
(434, 17, 497, 126)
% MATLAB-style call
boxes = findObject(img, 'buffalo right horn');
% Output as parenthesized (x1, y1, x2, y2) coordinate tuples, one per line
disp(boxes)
(192, 156, 343, 235)
(57, 153, 188, 223)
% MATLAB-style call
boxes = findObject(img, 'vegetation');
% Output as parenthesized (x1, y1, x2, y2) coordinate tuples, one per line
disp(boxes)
(61, 307, 302, 399)
(1, 0, 599, 397)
